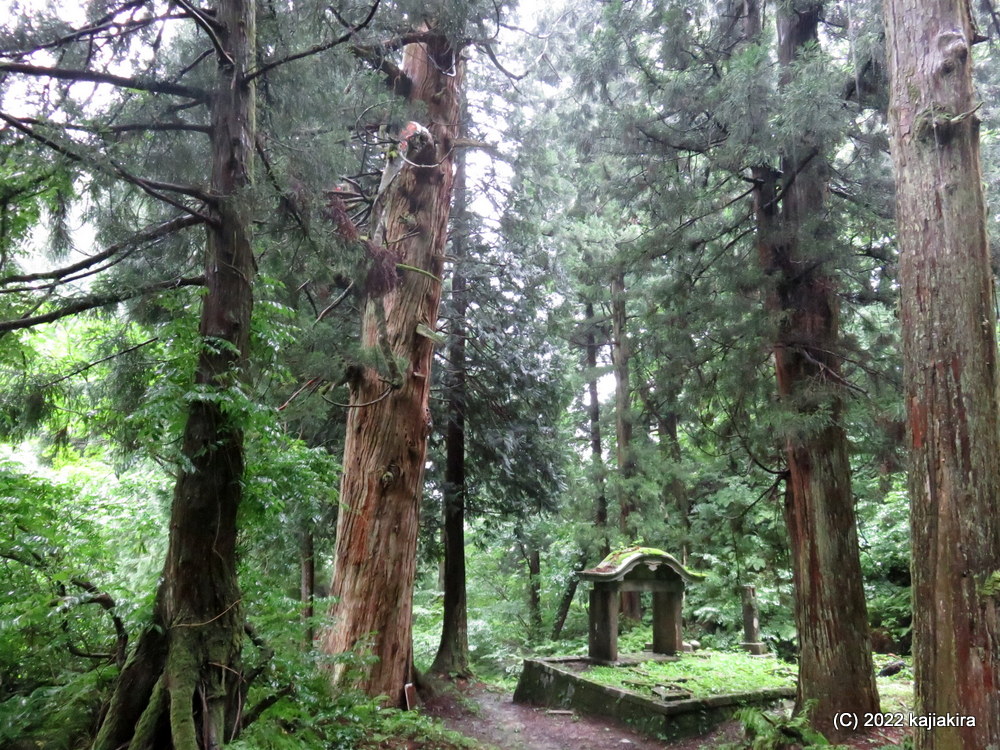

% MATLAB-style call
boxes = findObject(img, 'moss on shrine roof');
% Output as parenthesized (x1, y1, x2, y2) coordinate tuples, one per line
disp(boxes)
(578, 546, 704, 583)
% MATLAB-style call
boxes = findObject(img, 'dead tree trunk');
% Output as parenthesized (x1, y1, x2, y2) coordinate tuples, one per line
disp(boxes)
(886, 1, 1000, 746)
(92, 1, 256, 746)
(323, 33, 461, 706)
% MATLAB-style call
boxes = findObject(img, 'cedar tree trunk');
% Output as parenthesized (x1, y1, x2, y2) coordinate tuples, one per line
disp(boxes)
(586, 299, 610, 553)
(550, 301, 608, 640)
(638, 381, 689, 561)
(323, 34, 461, 705)
(886, 0, 1000, 746)
(552, 301, 611, 639)
(611, 271, 640, 621)
(750, 2, 879, 738)
(92, 1, 256, 747)
(527, 542, 543, 634)
(430, 124, 471, 678)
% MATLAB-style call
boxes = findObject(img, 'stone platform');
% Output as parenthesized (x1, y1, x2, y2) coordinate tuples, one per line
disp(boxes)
(513, 655, 795, 742)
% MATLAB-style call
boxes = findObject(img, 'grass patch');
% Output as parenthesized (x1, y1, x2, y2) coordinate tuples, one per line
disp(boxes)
(584, 650, 796, 701)
(873, 654, 915, 715)
(354, 708, 489, 749)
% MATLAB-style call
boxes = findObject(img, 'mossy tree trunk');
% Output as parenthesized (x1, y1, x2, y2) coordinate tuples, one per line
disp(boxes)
(323, 33, 461, 706)
(886, 0, 1000, 746)
(92, 0, 256, 747)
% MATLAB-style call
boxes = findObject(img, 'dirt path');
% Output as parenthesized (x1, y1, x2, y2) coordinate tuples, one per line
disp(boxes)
(428, 684, 742, 750)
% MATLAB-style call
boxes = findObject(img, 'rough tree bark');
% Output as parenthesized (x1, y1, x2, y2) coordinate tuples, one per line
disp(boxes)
(430, 116, 471, 678)
(886, 0, 1000, 746)
(749, 1, 879, 738)
(92, 0, 256, 746)
(323, 33, 461, 706)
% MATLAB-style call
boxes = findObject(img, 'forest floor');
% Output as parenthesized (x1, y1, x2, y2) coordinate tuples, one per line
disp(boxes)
(423, 681, 911, 750)
(425, 681, 744, 750)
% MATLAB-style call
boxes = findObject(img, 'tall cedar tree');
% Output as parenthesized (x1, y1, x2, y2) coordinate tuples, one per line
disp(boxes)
(323, 32, 461, 705)
(886, 0, 1000, 746)
(0, 0, 258, 743)
(750, 0, 879, 736)
(610, 269, 640, 620)
(92, 0, 257, 745)
(430, 108, 471, 677)
(549, 299, 608, 641)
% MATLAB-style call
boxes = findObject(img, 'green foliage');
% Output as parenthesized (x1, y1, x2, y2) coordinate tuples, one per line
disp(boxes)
(0, 0, 924, 746)
(230, 639, 482, 750)
(0, 457, 168, 745)
(0, 667, 113, 750)
(857, 485, 912, 651)
(721, 701, 830, 749)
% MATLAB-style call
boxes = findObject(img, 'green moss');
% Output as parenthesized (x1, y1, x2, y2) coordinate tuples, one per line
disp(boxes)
(599, 546, 669, 567)
(584, 650, 795, 701)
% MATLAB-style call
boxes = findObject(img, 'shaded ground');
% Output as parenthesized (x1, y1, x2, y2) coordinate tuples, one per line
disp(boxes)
(425, 682, 744, 750)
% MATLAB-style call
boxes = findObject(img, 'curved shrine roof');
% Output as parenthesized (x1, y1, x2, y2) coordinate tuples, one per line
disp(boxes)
(577, 546, 704, 584)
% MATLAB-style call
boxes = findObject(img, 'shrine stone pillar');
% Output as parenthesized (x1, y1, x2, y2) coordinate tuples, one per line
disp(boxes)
(588, 584, 619, 663)
(578, 547, 703, 664)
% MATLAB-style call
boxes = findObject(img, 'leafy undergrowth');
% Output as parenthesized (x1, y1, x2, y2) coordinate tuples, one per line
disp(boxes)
(584, 650, 796, 700)
(353, 708, 488, 750)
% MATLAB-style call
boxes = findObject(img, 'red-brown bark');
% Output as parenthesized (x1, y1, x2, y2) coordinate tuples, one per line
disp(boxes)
(886, 0, 1000, 746)
(749, 2, 879, 738)
(323, 33, 461, 706)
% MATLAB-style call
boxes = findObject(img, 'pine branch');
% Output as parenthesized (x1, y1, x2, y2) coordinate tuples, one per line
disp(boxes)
(67, 577, 129, 667)
(0, 62, 209, 100)
(246, 0, 381, 82)
(38, 337, 158, 389)
(0, 1, 174, 58)
(173, 0, 233, 67)
(1, 16, 174, 59)
(0, 214, 202, 290)
(14, 118, 212, 136)
(477, 41, 529, 81)
(12, 116, 211, 139)
(0, 113, 216, 222)
(0, 276, 205, 334)
(103, 121, 211, 134)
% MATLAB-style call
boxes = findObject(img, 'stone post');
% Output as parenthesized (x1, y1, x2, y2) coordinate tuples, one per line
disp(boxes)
(588, 585, 618, 663)
(741, 584, 768, 655)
